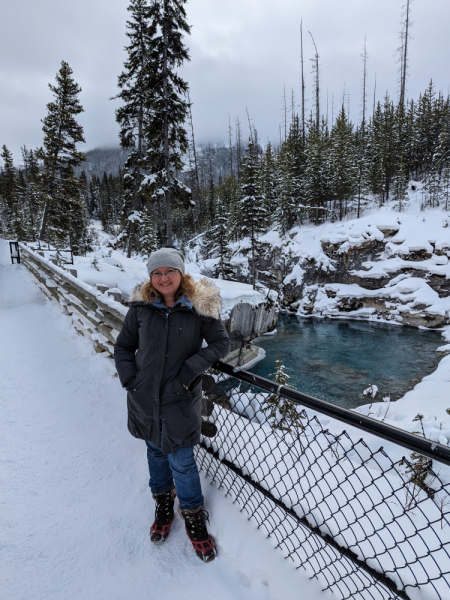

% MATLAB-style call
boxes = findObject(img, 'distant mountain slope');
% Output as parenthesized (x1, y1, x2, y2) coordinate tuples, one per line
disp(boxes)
(76, 147, 129, 180)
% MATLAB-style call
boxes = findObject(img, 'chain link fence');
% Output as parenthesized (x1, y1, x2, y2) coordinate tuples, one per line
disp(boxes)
(196, 361, 450, 600)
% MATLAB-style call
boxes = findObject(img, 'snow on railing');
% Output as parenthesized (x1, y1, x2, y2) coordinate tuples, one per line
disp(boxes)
(19, 243, 127, 356)
(200, 362, 450, 600)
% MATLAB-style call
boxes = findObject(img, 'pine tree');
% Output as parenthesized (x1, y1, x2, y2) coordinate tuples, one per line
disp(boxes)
(365, 101, 386, 203)
(142, 0, 191, 246)
(115, 0, 191, 252)
(115, 0, 155, 257)
(423, 123, 450, 209)
(139, 205, 158, 259)
(79, 170, 90, 219)
(224, 174, 241, 242)
(366, 94, 397, 203)
(213, 195, 234, 280)
(38, 61, 86, 247)
(304, 115, 331, 223)
(413, 81, 441, 179)
(275, 115, 306, 233)
(259, 142, 277, 218)
(329, 106, 357, 220)
(240, 139, 267, 289)
(1, 145, 26, 239)
(21, 147, 43, 240)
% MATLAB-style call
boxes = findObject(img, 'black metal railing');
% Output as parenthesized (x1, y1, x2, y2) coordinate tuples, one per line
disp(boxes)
(10, 241, 74, 265)
(196, 361, 450, 600)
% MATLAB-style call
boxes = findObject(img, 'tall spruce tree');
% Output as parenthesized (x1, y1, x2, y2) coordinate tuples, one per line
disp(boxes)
(213, 192, 234, 280)
(115, 0, 191, 253)
(329, 106, 357, 220)
(304, 116, 331, 223)
(143, 0, 191, 246)
(1, 145, 25, 239)
(115, 0, 154, 257)
(38, 61, 86, 248)
(139, 204, 158, 259)
(21, 147, 43, 240)
(259, 141, 277, 219)
(240, 139, 267, 289)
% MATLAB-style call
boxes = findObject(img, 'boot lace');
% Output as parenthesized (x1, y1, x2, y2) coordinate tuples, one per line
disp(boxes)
(154, 490, 174, 526)
(184, 508, 210, 542)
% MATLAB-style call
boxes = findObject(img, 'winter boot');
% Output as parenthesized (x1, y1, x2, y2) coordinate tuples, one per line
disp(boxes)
(179, 505, 216, 562)
(150, 487, 176, 542)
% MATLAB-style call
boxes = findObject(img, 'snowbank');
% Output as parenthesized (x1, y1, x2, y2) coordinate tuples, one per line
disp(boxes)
(354, 326, 450, 449)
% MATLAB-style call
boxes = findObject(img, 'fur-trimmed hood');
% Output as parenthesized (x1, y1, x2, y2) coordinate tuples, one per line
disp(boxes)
(129, 276, 222, 320)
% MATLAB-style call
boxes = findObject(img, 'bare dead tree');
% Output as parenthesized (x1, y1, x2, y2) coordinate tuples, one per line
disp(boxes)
(235, 117, 242, 179)
(373, 73, 377, 117)
(300, 20, 306, 141)
(398, 0, 413, 108)
(357, 38, 369, 219)
(246, 107, 255, 145)
(291, 88, 296, 125)
(341, 83, 347, 112)
(309, 31, 320, 130)
(186, 90, 201, 229)
(361, 36, 368, 138)
(331, 92, 335, 126)
(228, 114, 233, 178)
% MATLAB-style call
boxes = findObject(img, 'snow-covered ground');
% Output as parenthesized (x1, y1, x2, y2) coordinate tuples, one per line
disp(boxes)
(0, 239, 328, 600)
(71, 224, 270, 318)
(186, 188, 450, 325)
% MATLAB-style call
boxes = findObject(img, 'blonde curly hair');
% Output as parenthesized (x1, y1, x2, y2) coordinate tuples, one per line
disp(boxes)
(141, 272, 197, 303)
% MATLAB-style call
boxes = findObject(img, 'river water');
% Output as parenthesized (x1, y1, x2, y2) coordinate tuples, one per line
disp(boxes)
(250, 315, 443, 410)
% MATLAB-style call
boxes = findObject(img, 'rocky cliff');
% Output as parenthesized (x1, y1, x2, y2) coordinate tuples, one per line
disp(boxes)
(246, 209, 450, 329)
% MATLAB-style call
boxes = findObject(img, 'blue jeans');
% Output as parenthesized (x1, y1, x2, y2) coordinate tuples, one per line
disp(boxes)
(145, 440, 204, 510)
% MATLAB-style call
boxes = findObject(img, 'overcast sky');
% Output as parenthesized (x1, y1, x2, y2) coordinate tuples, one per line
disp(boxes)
(1, 0, 449, 164)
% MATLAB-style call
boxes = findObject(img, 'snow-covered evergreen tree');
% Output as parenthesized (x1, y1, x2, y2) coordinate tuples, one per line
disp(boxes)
(38, 61, 86, 248)
(139, 206, 158, 259)
(142, 0, 191, 245)
(275, 117, 306, 233)
(304, 116, 331, 224)
(240, 139, 267, 289)
(115, 0, 191, 252)
(213, 195, 234, 280)
(329, 106, 357, 220)
(258, 142, 277, 221)
(1, 145, 25, 239)
(115, 0, 155, 256)
(21, 147, 43, 240)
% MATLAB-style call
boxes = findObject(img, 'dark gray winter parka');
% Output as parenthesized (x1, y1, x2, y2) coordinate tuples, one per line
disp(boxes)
(114, 277, 230, 455)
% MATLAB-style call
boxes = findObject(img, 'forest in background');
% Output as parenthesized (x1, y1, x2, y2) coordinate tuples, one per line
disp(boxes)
(2, 0, 450, 278)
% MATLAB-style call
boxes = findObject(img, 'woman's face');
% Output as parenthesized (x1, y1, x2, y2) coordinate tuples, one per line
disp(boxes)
(151, 266, 182, 299)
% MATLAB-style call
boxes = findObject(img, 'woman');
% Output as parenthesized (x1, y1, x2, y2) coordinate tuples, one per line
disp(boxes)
(114, 247, 230, 563)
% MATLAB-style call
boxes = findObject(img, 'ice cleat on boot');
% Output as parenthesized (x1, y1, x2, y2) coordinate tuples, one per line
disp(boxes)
(179, 505, 216, 562)
(150, 487, 176, 542)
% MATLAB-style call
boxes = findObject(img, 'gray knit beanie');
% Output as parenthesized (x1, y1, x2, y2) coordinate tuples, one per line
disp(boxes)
(146, 248, 185, 276)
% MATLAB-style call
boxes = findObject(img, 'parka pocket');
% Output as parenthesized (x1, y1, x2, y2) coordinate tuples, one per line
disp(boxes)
(161, 395, 201, 445)
(168, 377, 196, 398)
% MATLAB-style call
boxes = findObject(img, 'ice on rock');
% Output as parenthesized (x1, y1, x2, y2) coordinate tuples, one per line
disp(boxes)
(363, 384, 379, 399)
